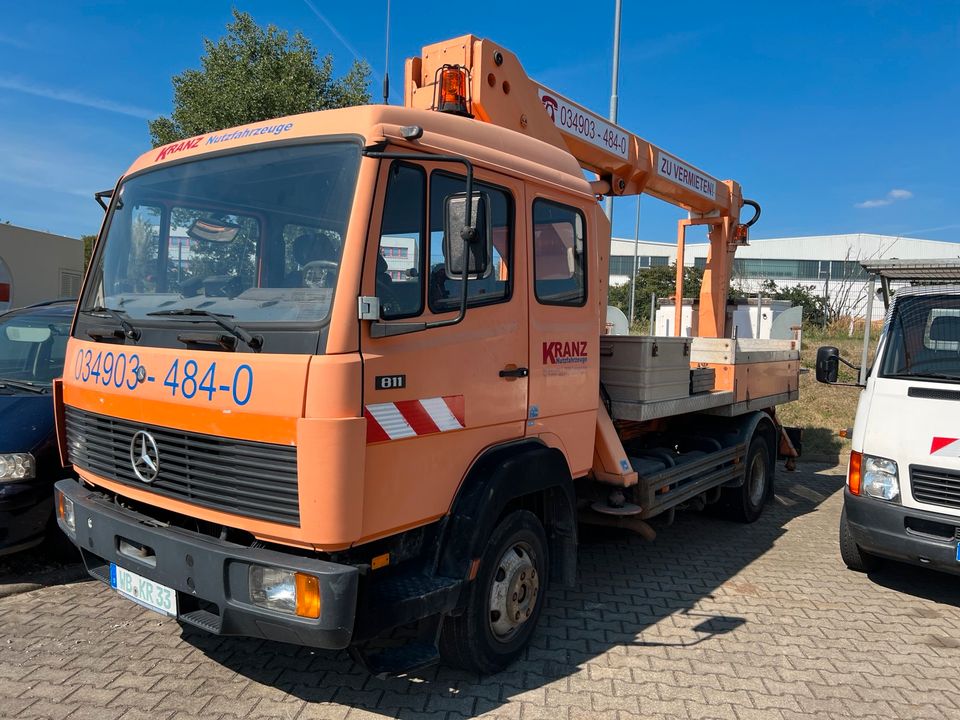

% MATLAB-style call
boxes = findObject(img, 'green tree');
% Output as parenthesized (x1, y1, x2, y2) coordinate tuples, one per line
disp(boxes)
(609, 263, 704, 330)
(757, 279, 827, 328)
(148, 9, 371, 148)
(81, 234, 97, 270)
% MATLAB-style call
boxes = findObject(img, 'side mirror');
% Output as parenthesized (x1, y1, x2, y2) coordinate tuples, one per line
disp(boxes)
(444, 192, 491, 279)
(816, 346, 840, 383)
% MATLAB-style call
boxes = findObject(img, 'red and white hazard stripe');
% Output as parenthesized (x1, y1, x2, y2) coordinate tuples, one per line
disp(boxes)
(365, 396, 465, 443)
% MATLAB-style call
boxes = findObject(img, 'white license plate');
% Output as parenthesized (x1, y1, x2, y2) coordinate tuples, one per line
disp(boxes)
(110, 564, 178, 617)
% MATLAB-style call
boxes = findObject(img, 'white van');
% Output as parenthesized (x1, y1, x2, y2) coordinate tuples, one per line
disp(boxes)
(817, 260, 960, 576)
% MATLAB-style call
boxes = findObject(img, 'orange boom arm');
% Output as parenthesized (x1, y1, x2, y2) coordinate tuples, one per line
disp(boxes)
(404, 34, 757, 337)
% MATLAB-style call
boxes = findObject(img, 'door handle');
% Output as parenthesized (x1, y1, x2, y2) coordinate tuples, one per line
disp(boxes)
(499, 366, 529, 378)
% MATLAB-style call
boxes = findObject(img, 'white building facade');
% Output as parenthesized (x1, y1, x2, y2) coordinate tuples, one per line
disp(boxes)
(609, 233, 960, 320)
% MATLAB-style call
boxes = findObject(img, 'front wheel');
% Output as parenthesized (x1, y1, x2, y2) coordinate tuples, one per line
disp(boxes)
(439, 510, 548, 673)
(839, 507, 880, 572)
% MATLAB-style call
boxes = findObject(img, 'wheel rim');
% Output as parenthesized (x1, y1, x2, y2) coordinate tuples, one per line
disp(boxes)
(747, 451, 767, 506)
(488, 540, 539, 642)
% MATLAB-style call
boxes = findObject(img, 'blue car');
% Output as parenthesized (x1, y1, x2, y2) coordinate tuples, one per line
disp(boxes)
(0, 300, 76, 555)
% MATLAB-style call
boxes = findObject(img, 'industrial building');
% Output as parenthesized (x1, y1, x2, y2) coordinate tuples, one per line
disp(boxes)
(609, 233, 960, 320)
(0, 224, 84, 312)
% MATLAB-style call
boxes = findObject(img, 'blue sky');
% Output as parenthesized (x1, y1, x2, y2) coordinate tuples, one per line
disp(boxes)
(1, 1, 957, 245)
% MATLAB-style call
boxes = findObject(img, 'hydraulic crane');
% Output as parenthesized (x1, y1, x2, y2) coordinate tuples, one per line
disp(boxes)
(404, 34, 761, 338)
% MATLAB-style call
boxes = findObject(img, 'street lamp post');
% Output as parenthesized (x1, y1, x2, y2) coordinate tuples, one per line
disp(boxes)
(604, 0, 622, 224)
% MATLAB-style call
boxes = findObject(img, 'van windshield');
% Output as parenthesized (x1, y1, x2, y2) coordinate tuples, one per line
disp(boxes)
(81, 142, 361, 325)
(881, 291, 960, 380)
(0, 307, 71, 389)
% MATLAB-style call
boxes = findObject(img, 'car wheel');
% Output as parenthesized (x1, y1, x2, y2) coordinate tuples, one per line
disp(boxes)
(839, 507, 879, 572)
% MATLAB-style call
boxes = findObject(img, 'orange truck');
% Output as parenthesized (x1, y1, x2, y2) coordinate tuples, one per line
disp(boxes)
(54, 35, 799, 674)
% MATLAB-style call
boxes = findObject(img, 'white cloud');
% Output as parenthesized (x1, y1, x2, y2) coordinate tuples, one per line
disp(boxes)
(0, 76, 157, 120)
(301, 0, 364, 64)
(888, 189, 913, 200)
(855, 188, 914, 209)
(0, 32, 29, 49)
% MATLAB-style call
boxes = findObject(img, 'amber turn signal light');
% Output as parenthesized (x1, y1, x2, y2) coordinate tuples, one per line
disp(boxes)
(295, 573, 321, 619)
(848, 450, 862, 496)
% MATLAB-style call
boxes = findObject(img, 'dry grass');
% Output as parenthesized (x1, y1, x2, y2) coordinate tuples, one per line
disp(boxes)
(777, 329, 878, 459)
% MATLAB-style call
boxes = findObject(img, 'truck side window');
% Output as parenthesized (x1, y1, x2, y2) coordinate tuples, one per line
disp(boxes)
(428, 172, 512, 313)
(533, 199, 587, 306)
(378, 163, 425, 318)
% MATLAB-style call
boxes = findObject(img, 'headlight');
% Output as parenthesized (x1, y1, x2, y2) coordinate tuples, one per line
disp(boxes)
(0, 453, 35, 481)
(249, 566, 320, 618)
(56, 490, 75, 533)
(861, 455, 899, 502)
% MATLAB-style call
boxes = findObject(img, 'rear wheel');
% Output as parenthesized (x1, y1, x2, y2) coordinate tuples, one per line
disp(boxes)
(439, 510, 548, 674)
(716, 435, 773, 523)
(839, 507, 880, 572)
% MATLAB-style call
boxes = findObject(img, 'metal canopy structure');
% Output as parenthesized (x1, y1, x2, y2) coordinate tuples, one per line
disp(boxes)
(860, 258, 960, 282)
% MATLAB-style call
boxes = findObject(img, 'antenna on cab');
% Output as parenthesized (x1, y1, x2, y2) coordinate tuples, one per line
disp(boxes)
(383, 0, 391, 104)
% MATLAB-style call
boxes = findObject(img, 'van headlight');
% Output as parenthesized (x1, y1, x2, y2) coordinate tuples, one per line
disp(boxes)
(861, 455, 899, 502)
(0, 453, 35, 481)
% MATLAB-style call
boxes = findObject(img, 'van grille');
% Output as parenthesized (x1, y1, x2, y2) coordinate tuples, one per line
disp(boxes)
(910, 465, 960, 511)
(64, 406, 300, 526)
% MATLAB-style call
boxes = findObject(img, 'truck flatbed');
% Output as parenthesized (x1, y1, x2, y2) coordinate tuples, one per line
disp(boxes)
(610, 390, 735, 422)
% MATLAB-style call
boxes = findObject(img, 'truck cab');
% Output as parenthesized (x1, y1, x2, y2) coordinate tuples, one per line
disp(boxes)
(818, 266, 960, 576)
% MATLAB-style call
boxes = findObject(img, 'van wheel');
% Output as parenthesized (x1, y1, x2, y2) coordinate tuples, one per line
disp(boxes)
(439, 510, 548, 674)
(839, 507, 879, 572)
(716, 435, 772, 523)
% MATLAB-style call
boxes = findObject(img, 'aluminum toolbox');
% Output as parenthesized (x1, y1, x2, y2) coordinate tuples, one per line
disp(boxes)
(599, 336, 691, 403)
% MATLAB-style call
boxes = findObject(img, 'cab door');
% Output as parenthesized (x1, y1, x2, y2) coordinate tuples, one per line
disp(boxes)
(358, 159, 529, 542)
(525, 193, 599, 478)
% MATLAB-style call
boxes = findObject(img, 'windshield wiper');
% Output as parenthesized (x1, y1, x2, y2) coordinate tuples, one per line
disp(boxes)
(147, 309, 263, 352)
(81, 306, 141, 341)
(0, 378, 49, 394)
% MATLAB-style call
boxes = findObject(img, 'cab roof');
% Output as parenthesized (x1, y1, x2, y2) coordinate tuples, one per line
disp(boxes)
(126, 105, 594, 200)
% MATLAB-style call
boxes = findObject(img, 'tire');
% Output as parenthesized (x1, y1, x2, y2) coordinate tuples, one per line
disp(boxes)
(839, 507, 880, 572)
(716, 434, 773, 523)
(439, 510, 548, 674)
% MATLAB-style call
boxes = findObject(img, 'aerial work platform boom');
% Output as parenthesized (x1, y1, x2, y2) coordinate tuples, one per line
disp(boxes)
(404, 35, 760, 338)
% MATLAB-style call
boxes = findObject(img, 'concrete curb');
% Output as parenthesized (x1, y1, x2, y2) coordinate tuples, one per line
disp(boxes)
(0, 564, 89, 599)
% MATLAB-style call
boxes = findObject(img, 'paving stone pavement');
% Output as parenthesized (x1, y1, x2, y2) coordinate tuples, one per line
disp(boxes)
(2, 461, 960, 720)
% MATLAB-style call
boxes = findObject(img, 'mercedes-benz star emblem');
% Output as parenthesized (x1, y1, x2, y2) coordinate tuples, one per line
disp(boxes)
(135, 366, 147, 384)
(130, 431, 160, 483)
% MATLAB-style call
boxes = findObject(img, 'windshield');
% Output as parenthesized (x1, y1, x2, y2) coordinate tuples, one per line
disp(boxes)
(81, 142, 361, 325)
(0, 309, 71, 387)
(881, 292, 960, 380)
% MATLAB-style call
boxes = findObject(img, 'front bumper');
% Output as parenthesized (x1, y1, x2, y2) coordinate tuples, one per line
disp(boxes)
(844, 489, 960, 576)
(55, 479, 359, 648)
(0, 480, 54, 556)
